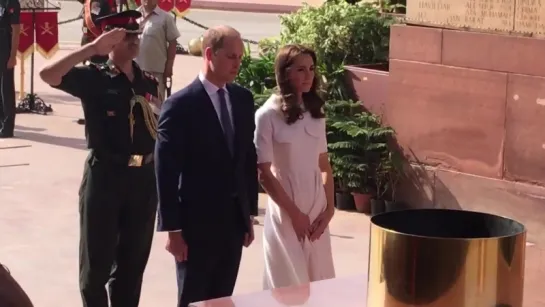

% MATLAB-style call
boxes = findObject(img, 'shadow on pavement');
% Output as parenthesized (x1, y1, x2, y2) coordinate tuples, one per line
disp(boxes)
(14, 130, 87, 151)
(0, 163, 30, 168)
(41, 94, 81, 106)
(15, 125, 46, 132)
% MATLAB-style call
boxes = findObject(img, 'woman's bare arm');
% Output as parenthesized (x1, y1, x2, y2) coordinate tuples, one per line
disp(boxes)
(319, 153, 335, 211)
(258, 163, 300, 219)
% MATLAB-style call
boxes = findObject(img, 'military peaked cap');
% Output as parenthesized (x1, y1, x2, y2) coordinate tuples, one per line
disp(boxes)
(95, 10, 142, 34)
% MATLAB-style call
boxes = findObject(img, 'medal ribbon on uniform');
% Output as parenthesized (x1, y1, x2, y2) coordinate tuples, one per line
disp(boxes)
(145, 93, 153, 102)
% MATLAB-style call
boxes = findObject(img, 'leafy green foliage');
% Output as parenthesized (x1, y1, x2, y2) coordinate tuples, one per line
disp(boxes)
(280, 0, 395, 100)
(237, 0, 396, 102)
(377, 0, 406, 13)
(325, 100, 399, 195)
(257, 37, 281, 56)
(253, 88, 275, 111)
(234, 1, 404, 198)
(374, 150, 404, 200)
(235, 43, 276, 98)
(329, 0, 406, 13)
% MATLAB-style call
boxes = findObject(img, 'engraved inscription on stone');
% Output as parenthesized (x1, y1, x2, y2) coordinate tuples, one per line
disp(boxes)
(407, 0, 515, 32)
(514, 0, 544, 33)
(20, 0, 46, 8)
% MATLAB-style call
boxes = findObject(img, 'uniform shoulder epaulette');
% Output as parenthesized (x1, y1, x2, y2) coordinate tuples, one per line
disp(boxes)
(90, 62, 120, 76)
(143, 71, 159, 84)
(88, 62, 108, 70)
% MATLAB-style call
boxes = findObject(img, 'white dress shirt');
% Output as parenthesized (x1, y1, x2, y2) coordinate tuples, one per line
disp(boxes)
(198, 72, 234, 132)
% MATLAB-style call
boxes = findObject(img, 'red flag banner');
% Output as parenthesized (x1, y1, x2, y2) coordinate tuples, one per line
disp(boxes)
(17, 12, 34, 60)
(35, 12, 59, 59)
(174, 0, 191, 17)
(158, 0, 175, 12)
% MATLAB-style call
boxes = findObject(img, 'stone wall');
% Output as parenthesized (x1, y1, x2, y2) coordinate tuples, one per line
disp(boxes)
(385, 24, 545, 246)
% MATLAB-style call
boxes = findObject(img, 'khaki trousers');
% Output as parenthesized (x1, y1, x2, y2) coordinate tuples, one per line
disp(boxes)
(150, 72, 166, 102)
(0, 264, 34, 307)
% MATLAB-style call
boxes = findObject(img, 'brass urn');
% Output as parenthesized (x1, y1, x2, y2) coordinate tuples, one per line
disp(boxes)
(368, 209, 526, 307)
(188, 37, 203, 56)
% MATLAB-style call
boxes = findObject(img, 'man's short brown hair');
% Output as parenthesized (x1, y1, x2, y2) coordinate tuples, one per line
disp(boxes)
(201, 26, 241, 55)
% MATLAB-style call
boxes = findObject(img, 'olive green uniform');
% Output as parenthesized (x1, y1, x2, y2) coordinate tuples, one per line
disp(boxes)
(52, 60, 159, 307)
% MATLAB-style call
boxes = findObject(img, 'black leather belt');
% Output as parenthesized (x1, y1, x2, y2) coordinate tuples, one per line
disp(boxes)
(91, 150, 154, 167)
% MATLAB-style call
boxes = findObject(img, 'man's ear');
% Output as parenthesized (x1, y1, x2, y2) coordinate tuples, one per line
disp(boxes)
(204, 47, 212, 61)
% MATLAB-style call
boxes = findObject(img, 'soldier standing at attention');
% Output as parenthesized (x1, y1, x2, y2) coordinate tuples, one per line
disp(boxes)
(39, 10, 160, 307)
(77, 0, 116, 125)
(0, 0, 20, 138)
(135, 0, 180, 104)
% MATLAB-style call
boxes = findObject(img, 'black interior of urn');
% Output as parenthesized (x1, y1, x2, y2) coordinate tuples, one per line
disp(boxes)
(371, 209, 525, 239)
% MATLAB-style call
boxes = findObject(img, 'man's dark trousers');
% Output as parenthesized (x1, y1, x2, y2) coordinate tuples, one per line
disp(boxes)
(0, 36, 15, 137)
(175, 198, 246, 307)
(79, 155, 157, 307)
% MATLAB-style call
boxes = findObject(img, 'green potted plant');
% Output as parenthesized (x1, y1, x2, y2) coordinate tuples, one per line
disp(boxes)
(327, 116, 354, 210)
(328, 139, 371, 212)
(384, 150, 403, 211)
(331, 161, 356, 211)
(371, 158, 388, 215)
(328, 103, 378, 213)
(359, 112, 397, 214)
(326, 100, 358, 211)
(371, 151, 401, 214)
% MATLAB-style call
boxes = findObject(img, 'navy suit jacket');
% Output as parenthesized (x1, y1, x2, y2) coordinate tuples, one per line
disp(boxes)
(155, 78, 258, 238)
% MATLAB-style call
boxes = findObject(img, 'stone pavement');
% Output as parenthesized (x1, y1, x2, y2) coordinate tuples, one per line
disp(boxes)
(0, 50, 371, 306)
(0, 50, 544, 306)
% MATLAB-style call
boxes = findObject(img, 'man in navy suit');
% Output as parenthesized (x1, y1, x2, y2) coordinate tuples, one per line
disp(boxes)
(154, 25, 258, 307)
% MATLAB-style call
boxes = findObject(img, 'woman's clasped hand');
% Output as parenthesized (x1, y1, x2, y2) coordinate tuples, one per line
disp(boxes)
(290, 206, 334, 242)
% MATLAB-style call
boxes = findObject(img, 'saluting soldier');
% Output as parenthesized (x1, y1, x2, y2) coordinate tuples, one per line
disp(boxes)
(0, 0, 20, 138)
(39, 10, 160, 307)
(77, 0, 117, 125)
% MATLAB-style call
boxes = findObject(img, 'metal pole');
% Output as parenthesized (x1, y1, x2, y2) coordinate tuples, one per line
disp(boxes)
(18, 52, 25, 100)
(29, 9, 35, 109)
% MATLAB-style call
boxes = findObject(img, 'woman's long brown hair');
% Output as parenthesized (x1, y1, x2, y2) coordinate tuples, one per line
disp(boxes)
(274, 44, 325, 125)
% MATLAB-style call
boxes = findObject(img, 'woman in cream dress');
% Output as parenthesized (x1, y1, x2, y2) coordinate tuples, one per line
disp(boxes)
(254, 44, 336, 289)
